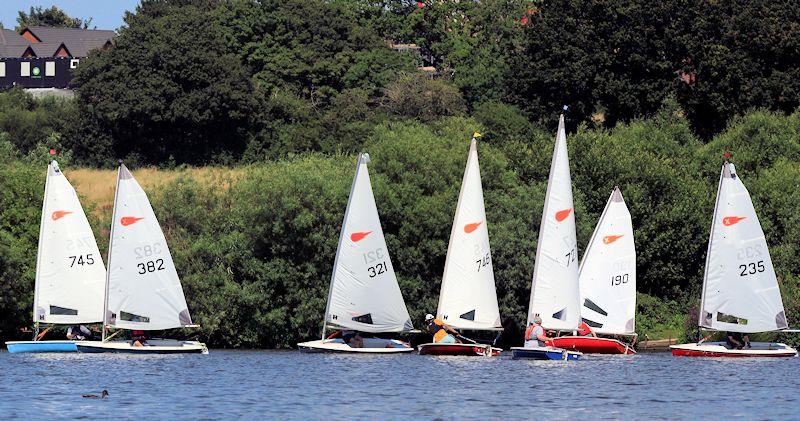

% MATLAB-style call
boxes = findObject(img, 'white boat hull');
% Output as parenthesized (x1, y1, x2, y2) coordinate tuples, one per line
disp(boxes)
(76, 339, 208, 354)
(297, 338, 413, 353)
(670, 342, 797, 357)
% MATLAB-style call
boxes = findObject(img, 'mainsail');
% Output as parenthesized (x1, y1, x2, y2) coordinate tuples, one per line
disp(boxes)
(323, 153, 413, 333)
(436, 135, 502, 330)
(699, 162, 787, 333)
(527, 114, 581, 330)
(33, 160, 106, 324)
(578, 187, 636, 335)
(104, 164, 193, 331)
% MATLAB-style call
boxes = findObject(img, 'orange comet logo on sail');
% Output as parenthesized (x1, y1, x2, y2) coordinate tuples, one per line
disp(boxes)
(51, 210, 73, 220)
(350, 231, 372, 242)
(120, 216, 145, 226)
(722, 216, 746, 226)
(464, 221, 483, 233)
(555, 208, 572, 222)
(603, 235, 624, 244)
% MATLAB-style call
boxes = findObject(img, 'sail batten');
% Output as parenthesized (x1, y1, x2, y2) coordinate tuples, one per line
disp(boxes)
(699, 162, 787, 333)
(33, 161, 106, 324)
(437, 138, 502, 331)
(324, 154, 413, 333)
(104, 164, 192, 331)
(527, 115, 581, 330)
(578, 187, 636, 335)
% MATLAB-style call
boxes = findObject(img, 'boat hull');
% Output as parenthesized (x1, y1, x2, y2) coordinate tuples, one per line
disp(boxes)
(297, 338, 413, 354)
(5, 340, 78, 353)
(417, 343, 501, 356)
(511, 346, 582, 360)
(670, 342, 797, 357)
(76, 340, 208, 354)
(550, 336, 635, 355)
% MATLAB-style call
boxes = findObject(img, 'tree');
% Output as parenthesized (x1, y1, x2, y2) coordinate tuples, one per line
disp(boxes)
(70, 0, 258, 165)
(16, 6, 92, 30)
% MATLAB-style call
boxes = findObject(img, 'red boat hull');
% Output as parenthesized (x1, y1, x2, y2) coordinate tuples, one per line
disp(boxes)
(417, 343, 501, 356)
(550, 336, 635, 355)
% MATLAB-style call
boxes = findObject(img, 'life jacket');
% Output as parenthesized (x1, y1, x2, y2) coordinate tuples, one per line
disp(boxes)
(431, 319, 449, 343)
(525, 323, 541, 341)
(577, 321, 592, 336)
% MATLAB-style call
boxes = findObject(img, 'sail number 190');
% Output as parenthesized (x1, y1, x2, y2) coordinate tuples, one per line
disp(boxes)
(611, 273, 630, 286)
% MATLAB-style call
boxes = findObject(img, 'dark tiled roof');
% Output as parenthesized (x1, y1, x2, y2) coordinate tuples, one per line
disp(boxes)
(22, 26, 116, 43)
(0, 27, 115, 58)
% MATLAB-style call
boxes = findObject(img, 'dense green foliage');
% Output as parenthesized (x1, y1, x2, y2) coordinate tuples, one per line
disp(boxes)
(2, 0, 800, 347)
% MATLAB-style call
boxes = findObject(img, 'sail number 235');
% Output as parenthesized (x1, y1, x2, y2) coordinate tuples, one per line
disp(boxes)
(739, 261, 765, 276)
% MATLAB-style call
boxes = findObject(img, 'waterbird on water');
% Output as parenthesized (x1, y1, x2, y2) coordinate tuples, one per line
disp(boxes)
(82, 390, 109, 399)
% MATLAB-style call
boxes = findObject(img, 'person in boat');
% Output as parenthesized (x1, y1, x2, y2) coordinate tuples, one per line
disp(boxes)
(576, 320, 598, 338)
(524, 316, 553, 348)
(66, 325, 92, 340)
(130, 330, 149, 347)
(425, 314, 461, 344)
(341, 330, 364, 348)
(726, 331, 750, 350)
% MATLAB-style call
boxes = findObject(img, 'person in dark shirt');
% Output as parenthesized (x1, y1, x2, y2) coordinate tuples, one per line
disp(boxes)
(726, 331, 750, 349)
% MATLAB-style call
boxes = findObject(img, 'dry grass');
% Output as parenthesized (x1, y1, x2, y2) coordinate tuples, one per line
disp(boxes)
(68, 167, 244, 217)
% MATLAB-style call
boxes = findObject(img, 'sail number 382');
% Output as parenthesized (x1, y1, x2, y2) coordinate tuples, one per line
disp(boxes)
(137, 259, 165, 274)
(739, 260, 765, 276)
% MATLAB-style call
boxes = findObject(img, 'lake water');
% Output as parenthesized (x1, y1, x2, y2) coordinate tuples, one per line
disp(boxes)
(1, 350, 798, 419)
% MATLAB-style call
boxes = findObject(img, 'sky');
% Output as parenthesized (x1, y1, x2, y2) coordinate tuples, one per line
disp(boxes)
(0, 1, 140, 30)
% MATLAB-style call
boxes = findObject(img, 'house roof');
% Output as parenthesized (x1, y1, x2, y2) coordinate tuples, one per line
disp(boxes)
(0, 27, 115, 58)
(21, 26, 116, 44)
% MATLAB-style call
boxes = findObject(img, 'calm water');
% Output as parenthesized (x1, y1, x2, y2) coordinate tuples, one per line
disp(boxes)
(1, 350, 798, 419)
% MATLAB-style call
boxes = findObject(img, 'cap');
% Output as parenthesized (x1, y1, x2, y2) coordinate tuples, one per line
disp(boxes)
(425, 314, 435, 322)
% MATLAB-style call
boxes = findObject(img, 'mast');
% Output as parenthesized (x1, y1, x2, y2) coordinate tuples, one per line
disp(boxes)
(697, 161, 726, 341)
(101, 162, 123, 342)
(32, 161, 53, 340)
(321, 153, 366, 339)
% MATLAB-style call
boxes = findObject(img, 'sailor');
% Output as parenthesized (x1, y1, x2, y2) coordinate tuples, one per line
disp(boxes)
(425, 314, 461, 344)
(576, 320, 597, 337)
(341, 330, 364, 348)
(130, 330, 148, 347)
(524, 316, 552, 348)
(66, 325, 92, 340)
(726, 331, 750, 349)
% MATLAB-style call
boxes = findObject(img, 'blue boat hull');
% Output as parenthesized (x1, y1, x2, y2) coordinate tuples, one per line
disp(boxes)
(5, 341, 78, 353)
(511, 346, 581, 360)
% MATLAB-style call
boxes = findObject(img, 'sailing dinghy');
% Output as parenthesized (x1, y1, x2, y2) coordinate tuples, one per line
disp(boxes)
(297, 153, 414, 353)
(6, 160, 106, 353)
(671, 162, 796, 357)
(550, 187, 637, 355)
(75, 163, 207, 354)
(511, 115, 581, 360)
(417, 134, 503, 357)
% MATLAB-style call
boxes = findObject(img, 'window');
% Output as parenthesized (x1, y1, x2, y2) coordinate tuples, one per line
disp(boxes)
(20, 61, 30, 77)
(0, 62, 5, 77)
(70, 58, 79, 69)
(45, 61, 55, 76)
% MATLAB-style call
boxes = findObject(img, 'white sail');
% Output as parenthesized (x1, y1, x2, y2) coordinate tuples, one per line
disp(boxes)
(578, 187, 636, 335)
(33, 160, 106, 324)
(436, 136, 502, 330)
(699, 162, 787, 333)
(323, 153, 413, 333)
(527, 115, 581, 330)
(104, 164, 193, 331)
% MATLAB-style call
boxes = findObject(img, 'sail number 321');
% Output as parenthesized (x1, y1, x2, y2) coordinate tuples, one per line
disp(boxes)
(364, 248, 387, 278)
